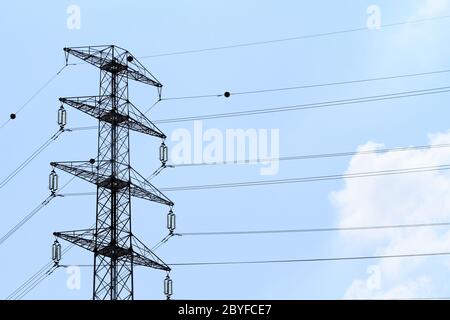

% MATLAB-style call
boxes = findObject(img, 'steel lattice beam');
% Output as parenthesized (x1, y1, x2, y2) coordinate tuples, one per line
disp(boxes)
(53, 229, 170, 271)
(51, 161, 173, 206)
(59, 96, 166, 138)
(63, 45, 163, 87)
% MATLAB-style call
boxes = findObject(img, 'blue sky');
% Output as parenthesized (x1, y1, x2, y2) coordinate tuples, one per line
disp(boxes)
(1, 0, 450, 299)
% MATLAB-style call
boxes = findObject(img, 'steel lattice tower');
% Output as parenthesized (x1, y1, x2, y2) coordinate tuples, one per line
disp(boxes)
(51, 45, 174, 300)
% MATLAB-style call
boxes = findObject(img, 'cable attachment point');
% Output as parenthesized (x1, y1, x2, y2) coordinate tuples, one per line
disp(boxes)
(160, 140, 169, 167)
(52, 239, 61, 267)
(164, 273, 173, 300)
(64, 48, 70, 66)
(167, 207, 176, 234)
(49, 168, 58, 195)
(57, 104, 67, 130)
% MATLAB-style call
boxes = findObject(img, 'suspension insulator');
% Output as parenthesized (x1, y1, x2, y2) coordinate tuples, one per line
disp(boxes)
(159, 142, 168, 165)
(57, 105, 67, 129)
(164, 274, 173, 299)
(52, 240, 61, 264)
(167, 209, 176, 233)
(49, 169, 58, 193)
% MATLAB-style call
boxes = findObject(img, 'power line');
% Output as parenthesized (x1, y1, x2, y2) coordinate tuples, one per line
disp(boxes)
(230, 69, 450, 97)
(2, 14, 448, 131)
(151, 233, 175, 251)
(6, 245, 74, 300)
(162, 68, 450, 100)
(172, 143, 450, 168)
(0, 64, 71, 130)
(58, 164, 450, 196)
(65, 126, 99, 132)
(168, 251, 450, 266)
(0, 128, 65, 191)
(139, 15, 450, 58)
(61, 84, 450, 129)
(0, 195, 55, 247)
(154, 86, 450, 123)
(161, 164, 450, 192)
(8, 225, 86, 300)
(0, 126, 91, 192)
(9, 229, 171, 300)
(49, 250, 450, 269)
(13, 265, 58, 300)
(0, 177, 75, 248)
(12, 220, 96, 300)
(55, 125, 104, 133)
(162, 94, 223, 101)
(7, 262, 55, 300)
(177, 221, 450, 236)
(144, 99, 162, 114)
(58, 192, 96, 197)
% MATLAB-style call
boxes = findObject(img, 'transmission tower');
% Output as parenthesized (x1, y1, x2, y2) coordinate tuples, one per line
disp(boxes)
(49, 45, 175, 300)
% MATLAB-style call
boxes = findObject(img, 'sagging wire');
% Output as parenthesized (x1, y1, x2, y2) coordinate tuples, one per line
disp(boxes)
(0, 195, 55, 247)
(0, 62, 75, 130)
(0, 103, 68, 192)
(0, 175, 75, 248)
(144, 98, 162, 115)
(7, 244, 74, 300)
(0, 129, 65, 191)
(152, 233, 175, 252)
(147, 165, 167, 181)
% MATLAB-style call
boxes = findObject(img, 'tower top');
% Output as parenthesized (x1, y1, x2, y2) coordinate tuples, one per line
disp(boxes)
(64, 45, 162, 87)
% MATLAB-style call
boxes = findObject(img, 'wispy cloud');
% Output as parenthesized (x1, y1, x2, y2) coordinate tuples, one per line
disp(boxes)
(331, 131, 450, 299)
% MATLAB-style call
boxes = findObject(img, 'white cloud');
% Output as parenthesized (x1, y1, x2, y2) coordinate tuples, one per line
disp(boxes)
(345, 276, 432, 300)
(331, 131, 450, 299)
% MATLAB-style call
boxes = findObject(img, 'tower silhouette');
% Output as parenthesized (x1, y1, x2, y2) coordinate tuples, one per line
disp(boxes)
(51, 45, 173, 300)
